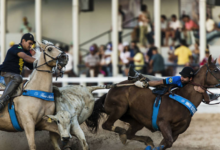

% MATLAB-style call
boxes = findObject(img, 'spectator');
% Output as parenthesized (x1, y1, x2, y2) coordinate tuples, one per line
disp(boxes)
(85, 45, 100, 77)
(120, 42, 130, 76)
(146, 43, 155, 62)
(218, 14, 220, 28)
(218, 55, 220, 65)
(200, 49, 213, 66)
(161, 15, 168, 46)
(138, 4, 150, 47)
(182, 15, 199, 45)
(97, 45, 107, 76)
(132, 48, 145, 73)
(20, 17, 32, 34)
(118, 5, 125, 43)
(206, 15, 220, 43)
(63, 45, 74, 77)
(174, 40, 192, 65)
(183, 15, 198, 31)
(165, 14, 182, 46)
(105, 43, 112, 77)
(192, 41, 200, 64)
(149, 47, 165, 75)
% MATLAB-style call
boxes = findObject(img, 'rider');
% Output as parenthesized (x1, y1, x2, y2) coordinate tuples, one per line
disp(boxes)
(133, 66, 195, 88)
(0, 33, 36, 111)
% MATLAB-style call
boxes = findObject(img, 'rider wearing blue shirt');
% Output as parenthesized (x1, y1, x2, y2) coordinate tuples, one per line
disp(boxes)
(0, 33, 36, 111)
(134, 67, 195, 88)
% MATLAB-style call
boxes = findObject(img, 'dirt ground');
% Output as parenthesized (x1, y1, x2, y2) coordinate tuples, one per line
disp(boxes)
(1, 113, 220, 150)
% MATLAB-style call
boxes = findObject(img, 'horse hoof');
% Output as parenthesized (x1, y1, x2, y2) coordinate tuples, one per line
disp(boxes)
(145, 145, 153, 150)
(119, 134, 127, 145)
(144, 137, 154, 147)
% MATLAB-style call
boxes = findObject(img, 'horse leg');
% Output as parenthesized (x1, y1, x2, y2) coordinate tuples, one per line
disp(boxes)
(102, 108, 128, 145)
(49, 132, 61, 150)
(67, 116, 89, 150)
(157, 121, 173, 149)
(20, 117, 36, 150)
(122, 116, 154, 147)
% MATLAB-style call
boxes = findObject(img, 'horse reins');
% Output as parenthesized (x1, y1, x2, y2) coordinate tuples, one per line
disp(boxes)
(35, 45, 64, 73)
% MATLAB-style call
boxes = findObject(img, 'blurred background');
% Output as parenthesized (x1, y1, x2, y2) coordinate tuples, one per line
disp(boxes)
(0, 0, 220, 82)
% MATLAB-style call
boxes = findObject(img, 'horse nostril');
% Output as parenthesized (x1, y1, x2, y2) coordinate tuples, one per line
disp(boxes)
(63, 137, 70, 141)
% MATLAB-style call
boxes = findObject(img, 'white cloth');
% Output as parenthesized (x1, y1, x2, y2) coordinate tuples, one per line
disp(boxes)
(161, 21, 167, 30)
(169, 20, 182, 30)
(206, 19, 215, 32)
(85, 54, 100, 67)
(65, 53, 73, 71)
(105, 49, 112, 65)
(120, 51, 130, 64)
(134, 81, 144, 88)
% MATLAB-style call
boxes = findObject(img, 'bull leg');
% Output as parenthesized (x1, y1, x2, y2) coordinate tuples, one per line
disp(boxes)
(49, 132, 61, 150)
(124, 117, 154, 147)
(37, 119, 61, 150)
(68, 116, 89, 150)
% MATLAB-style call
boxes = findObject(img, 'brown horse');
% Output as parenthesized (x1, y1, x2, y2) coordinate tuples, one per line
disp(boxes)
(86, 55, 220, 149)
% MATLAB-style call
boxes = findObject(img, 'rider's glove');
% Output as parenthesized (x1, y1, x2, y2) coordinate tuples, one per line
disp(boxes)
(134, 80, 149, 88)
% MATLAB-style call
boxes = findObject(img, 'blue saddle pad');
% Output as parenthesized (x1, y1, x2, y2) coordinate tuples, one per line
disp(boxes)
(22, 90, 54, 101)
(169, 94, 197, 116)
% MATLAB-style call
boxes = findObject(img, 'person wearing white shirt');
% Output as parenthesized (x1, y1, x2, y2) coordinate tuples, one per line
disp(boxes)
(161, 15, 168, 46)
(165, 14, 182, 46)
(206, 15, 220, 42)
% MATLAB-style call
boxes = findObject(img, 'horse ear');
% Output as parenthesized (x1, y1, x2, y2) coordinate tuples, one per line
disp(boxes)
(213, 58, 217, 64)
(208, 55, 212, 65)
(37, 41, 46, 51)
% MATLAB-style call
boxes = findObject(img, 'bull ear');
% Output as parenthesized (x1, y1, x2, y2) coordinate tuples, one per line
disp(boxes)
(208, 55, 212, 65)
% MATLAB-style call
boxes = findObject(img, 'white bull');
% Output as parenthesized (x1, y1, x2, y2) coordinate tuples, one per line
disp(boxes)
(47, 85, 106, 150)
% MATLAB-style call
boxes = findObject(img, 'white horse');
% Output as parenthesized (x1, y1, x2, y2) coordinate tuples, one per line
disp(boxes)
(46, 85, 107, 150)
(0, 41, 68, 150)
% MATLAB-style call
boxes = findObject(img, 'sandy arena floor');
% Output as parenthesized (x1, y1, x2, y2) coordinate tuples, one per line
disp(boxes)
(0, 113, 220, 150)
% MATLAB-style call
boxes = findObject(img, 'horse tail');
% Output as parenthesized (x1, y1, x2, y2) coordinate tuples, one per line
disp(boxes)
(85, 93, 107, 133)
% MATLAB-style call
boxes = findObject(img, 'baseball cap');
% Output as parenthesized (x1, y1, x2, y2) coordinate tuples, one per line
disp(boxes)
(21, 33, 36, 44)
(179, 67, 195, 78)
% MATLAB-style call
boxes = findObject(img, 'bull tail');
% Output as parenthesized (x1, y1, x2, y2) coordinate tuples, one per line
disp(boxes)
(85, 93, 107, 133)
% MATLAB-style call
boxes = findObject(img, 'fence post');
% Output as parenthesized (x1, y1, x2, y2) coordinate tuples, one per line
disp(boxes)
(80, 74, 86, 86)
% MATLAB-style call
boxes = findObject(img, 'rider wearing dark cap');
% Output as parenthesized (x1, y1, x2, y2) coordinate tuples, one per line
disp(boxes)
(0, 33, 36, 111)
(134, 67, 195, 88)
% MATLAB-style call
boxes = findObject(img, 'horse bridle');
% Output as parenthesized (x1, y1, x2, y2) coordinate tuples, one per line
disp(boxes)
(35, 45, 67, 75)
(190, 64, 220, 104)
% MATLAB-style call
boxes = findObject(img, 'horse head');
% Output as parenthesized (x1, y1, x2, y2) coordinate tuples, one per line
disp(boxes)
(202, 55, 220, 88)
(36, 40, 69, 77)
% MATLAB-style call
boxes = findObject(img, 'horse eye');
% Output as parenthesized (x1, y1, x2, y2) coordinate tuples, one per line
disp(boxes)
(215, 69, 218, 72)
(48, 47, 53, 52)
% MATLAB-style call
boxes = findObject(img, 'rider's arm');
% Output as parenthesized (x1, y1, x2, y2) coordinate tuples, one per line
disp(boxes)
(163, 76, 182, 86)
(17, 52, 35, 63)
(148, 80, 164, 86)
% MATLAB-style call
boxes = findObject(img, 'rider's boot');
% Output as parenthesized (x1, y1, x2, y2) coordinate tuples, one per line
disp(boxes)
(0, 76, 22, 111)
